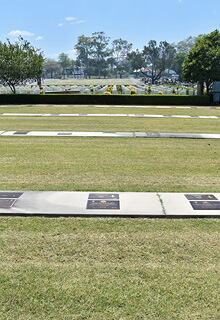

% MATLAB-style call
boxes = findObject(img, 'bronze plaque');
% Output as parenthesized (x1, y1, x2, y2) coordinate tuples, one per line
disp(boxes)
(0, 192, 23, 199)
(0, 199, 16, 208)
(14, 131, 29, 135)
(58, 132, 72, 136)
(88, 193, 119, 200)
(87, 200, 120, 210)
(190, 201, 220, 210)
(185, 194, 218, 201)
(146, 133, 161, 137)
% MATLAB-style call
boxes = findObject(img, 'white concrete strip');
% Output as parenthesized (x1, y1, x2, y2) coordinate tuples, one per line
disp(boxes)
(159, 193, 220, 217)
(0, 113, 219, 119)
(1, 131, 220, 139)
(0, 191, 219, 217)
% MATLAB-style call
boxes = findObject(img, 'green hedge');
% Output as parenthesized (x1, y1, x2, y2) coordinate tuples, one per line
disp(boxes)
(0, 94, 210, 106)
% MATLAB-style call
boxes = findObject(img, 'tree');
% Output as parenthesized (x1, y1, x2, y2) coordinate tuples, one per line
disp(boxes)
(75, 35, 92, 78)
(58, 53, 71, 77)
(91, 32, 111, 78)
(0, 37, 44, 93)
(182, 29, 220, 94)
(142, 40, 176, 83)
(176, 35, 204, 55)
(112, 38, 132, 78)
(127, 50, 145, 76)
(43, 58, 62, 78)
(171, 52, 185, 81)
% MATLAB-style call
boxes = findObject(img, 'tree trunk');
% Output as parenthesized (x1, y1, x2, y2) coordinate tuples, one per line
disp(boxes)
(197, 82, 204, 95)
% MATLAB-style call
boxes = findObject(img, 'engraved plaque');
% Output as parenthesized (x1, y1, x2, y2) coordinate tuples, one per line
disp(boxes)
(58, 132, 72, 136)
(0, 192, 23, 199)
(88, 193, 119, 200)
(190, 201, 220, 210)
(146, 132, 161, 137)
(14, 131, 29, 135)
(87, 200, 120, 210)
(0, 199, 16, 208)
(185, 194, 218, 201)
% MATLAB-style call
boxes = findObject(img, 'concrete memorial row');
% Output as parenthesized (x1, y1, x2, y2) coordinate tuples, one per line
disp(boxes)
(0, 191, 219, 217)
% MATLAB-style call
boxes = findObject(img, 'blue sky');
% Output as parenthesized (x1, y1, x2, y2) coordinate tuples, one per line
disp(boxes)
(0, 0, 219, 60)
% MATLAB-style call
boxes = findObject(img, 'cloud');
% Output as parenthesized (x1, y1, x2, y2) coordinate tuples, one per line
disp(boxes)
(71, 20, 86, 24)
(35, 36, 43, 40)
(65, 17, 76, 21)
(8, 30, 34, 37)
(58, 23, 64, 27)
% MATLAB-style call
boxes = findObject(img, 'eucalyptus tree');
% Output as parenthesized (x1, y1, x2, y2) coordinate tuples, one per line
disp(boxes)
(112, 38, 132, 77)
(43, 58, 62, 78)
(75, 35, 92, 78)
(142, 40, 176, 83)
(91, 31, 111, 78)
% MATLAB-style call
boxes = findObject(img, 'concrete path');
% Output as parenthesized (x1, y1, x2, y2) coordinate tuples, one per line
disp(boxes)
(1, 131, 220, 139)
(0, 191, 219, 217)
(1, 113, 219, 119)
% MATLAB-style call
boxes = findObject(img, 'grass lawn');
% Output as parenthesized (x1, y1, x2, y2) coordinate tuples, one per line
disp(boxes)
(0, 217, 219, 320)
(0, 137, 219, 192)
(0, 104, 219, 319)
(0, 117, 219, 133)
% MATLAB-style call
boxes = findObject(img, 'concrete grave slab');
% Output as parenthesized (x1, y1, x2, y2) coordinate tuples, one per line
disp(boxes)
(159, 193, 220, 217)
(0, 191, 164, 217)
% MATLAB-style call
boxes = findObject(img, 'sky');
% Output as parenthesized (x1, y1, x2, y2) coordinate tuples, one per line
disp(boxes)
(0, 0, 219, 60)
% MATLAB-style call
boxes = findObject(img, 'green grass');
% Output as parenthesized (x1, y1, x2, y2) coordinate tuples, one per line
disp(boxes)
(0, 137, 219, 192)
(0, 117, 219, 133)
(0, 104, 220, 319)
(0, 217, 219, 320)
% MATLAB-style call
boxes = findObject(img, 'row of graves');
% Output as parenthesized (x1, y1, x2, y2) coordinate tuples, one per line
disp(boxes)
(0, 84, 196, 95)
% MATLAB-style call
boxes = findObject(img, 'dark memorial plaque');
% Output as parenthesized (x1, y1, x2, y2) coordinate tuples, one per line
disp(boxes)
(58, 132, 72, 136)
(185, 194, 218, 201)
(14, 131, 29, 135)
(146, 132, 161, 138)
(0, 192, 23, 199)
(190, 201, 220, 210)
(88, 193, 119, 200)
(0, 199, 16, 208)
(87, 200, 120, 210)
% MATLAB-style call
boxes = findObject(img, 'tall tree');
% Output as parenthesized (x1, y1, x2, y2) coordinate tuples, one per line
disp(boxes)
(0, 37, 44, 93)
(182, 29, 220, 94)
(58, 53, 71, 71)
(171, 52, 185, 81)
(176, 35, 204, 55)
(75, 35, 92, 78)
(142, 40, 176, 83)
(91, 31, 111, 78)
(43, 58, 62, 78)
(127, 50, 145, 76)
(112, 38, 132, 78)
